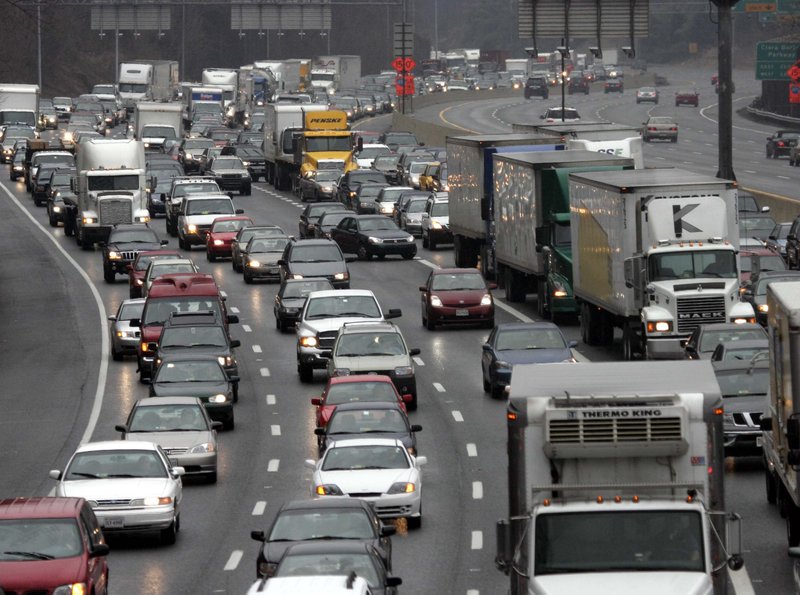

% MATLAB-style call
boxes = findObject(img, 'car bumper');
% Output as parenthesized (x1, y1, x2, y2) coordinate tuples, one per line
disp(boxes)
(245, 264, 281, 280)
(428, 228, 453, 243)
(404, 222, 423, 235)
(202, 402, 234, 425)
(107, 259, 135, 274)
(94, 504, 176, 532)
(358, 492, 421, 521)
(723, 430, 762, 457)
(429, 304, 494, 325)
(367, 243, 417, 257)
(208, 241, 234, 256)
(645, 336, 686, 359)
(276, 308, 302, 325)
(112, 335, 140, 354)
(645, 132, 677, 140)
(299, 346, 332, 369)
(163, 450, 217, 475)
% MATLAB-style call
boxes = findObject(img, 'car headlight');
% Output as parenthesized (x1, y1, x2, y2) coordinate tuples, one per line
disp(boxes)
(405, 235, 416, 243)
(184, 153, 194, 160)
(82, 216, 96, 224)
(108, 251, 121, 260)
(431, 221, 443, 229)
(188, 442, 216, 454)
(332, 367, 351, 376)
(291, 273, 304, 279)
(218, 356, 233, 367)
(53, 583, 88, 595)
(732, 316, 756, 324)
(430, 295, 442, 307)
(315, 484, 344, 496)
(53, 206, 61, 212)
(116, 330, 134, 338)
(187, 224, 198, 233)
(480, 294, 493, 306)
(135, 279, 143, 285)
(494, 360, 512, 370)
(131, 496, 173, 507)
(249, 259, 261, 267)
(758, 304, 769, 313)
(241, 161, 251, 167)
(394, 366, 413, 376)
(646, 321, 672, 333)
(144, 142, 150, 148)
(136, 215, 150, 223)
(387, 482, 416, 494)
(321, 186, 332, 193)
(213, 239, 224, 246)
(209, 394, 228, 403)
(334, 272, 348, 280)
(299, 336, 318, 348)
(368, 236, 383, 244)
(381, 204, 394, 213)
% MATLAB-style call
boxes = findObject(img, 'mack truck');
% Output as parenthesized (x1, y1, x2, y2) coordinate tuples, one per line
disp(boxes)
(568, 169, 755, 360)
(134, 102, 183, 152)
(310, 55, 361, 96)
(492, 151, 634, 320)
(263, 103, 328, 190)
(495, 360, 744, 595)
(0, 83, 39, 128)
(762, 281, 800, 548)
(118, 60, 179, 113)
(66, 138, 149, 249)
(447, 134, 565, 278)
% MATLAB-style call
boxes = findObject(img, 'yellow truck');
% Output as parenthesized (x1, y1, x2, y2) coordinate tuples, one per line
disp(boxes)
(294, 110, 359, 188)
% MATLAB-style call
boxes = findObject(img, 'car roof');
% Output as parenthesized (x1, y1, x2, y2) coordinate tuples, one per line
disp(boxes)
(327, 437, 404, 448)
(338, 320, 398, 334)
(121, 297, 147, 307)
(157, 353, 227, 364)
(496, 321, 561, 332)
(75, 440, 160, 453)
(212, 216, 253, 223)
(0, 497, 88, 519)
(695, 322, 764, 334)
(717, 339, 768, 350)
(331, 401, 404, 413)
(111, 223, 155, 232)
(432, 267, 485, 275)
(134, 396, 204, 407)
(135, 250, 181, 259)
(147, 274, 219, 297)
(291, 238, 338, 246)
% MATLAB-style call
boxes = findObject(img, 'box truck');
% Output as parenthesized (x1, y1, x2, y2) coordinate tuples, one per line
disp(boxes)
(201, 68, 238, 112)
(0, 84, 39, 128)
(118, 60, 179, 112)
(569, 169, 754, 360)
(496, 360, 744, 595)
(310, 55, 361, 95)
(134, 102, 184, 152)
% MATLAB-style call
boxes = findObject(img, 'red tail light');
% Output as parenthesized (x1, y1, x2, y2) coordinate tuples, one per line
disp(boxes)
(778, 141, 786, 147)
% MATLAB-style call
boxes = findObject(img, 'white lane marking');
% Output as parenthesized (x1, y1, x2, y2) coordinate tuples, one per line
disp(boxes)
(417, 258, 439, 270)
(466, 443, 478, 457)
(413, 356, 425, 366)
(260, 367, 271, 377)
(268, 459, 280, 472)
(230, 306, 240, 314)
(271, 424, 281, 436)
(778, 175, 790, 180)
(224, 550, 243, 571)
(452, 410, 464, 422)
(433, 382, 446, 392)
(494, 300, 534, 323)
(0, 180, 109, 446)
(266, 394, 276, 405)
(472, 481, 484, 499)
(252, 501, 267, 516)
(471, 531, 483, 550)
(729, 565, 756, 595)
(242, 324, 252, 332)
(743, 170, 757, 174)
(252, 345, 262, 353)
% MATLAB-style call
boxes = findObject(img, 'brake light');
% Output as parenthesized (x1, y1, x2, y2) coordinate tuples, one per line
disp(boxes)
(778, 141, 786, 147)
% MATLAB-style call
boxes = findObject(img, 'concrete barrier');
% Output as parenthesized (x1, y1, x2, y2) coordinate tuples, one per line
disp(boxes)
(742, 185, 800, 224)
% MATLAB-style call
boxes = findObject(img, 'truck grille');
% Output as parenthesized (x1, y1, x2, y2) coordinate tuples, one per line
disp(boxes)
(676, 296, 727, 333)
(548, 416, 682, 444)
(219, 174, 244, 189)
(98, 199, 133, 225)
(119, 250, 139, 262)
(732, 412, 762, 427)
(318, 330, 338, 351)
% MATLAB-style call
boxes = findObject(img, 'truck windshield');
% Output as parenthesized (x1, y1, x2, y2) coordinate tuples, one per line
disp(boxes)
(649, 249, 737, 281)
(118, 83, 147, 93)
(87, 174, 139, 191)
(142, 126, 177, 139)
(312, 73, 336, 83)
(0, 111, 36, 127)
(535, 510, 704, 574)
(305, 137, 352, 153)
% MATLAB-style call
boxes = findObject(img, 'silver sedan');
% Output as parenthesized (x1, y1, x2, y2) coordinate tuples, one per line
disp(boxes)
(108, 298, 145, 361)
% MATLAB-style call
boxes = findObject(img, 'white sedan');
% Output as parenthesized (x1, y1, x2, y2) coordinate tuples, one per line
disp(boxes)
(49, 440, 184, 545)
(305, 438, 426, 529)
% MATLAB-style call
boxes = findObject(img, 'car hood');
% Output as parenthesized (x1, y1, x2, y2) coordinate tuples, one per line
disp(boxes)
(364, 229, 411, 241)
(183, 214, 233, 226)
(151, 380, 230, 397)
(721, 393, 767, 415)
(531, 572, 711, 595)
(302, 316, 383, 334)
(110, 241, 162, 252)
(327, 430, 415, 450)
(318, 468, 416, 493)
(126, 430, 214, 449)
(288, 262, 346, 277)
(404, 213, 424, 222)
(279, 297, 307, 309)
(209, 231, 239, 241)
(59, 477, 175, 499)
(250, 253, 282, 264)
(333, 354, 409, 371)
(159, 346, 230, 359)
(0, 558, 89, 588)
(210, 168, 247, 176)
(434, 289, 487, 306)
(495, 348, 573, 365)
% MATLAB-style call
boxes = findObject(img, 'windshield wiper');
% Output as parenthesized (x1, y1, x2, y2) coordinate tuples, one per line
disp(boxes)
(2, 550, 55, 560)
(70, 472, 100, 479)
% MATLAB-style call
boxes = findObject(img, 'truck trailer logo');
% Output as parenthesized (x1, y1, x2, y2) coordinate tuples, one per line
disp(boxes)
(580, 409, 663, 418)
(672, 203, 700, 236)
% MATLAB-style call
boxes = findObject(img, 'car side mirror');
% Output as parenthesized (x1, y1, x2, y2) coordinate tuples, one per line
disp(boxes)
(160, 193, 166, 200)
(227, 314, 239, 324)
(409, 348, 421, 356)
(250, 530, 266, 542)
(311, 397, 321, 406)
(410, 424, 423, 432)
(114, 424, 128, 434)
(230, 339, 241, 348)
(569, 340, 578, 348)
(235, 209, 245, 214)
(171, 466, 186, 477)
(385, 308, 402, 319)
(304, 459, 316, 469)
(381, 524, 397, 537)
(277, 259, 286, 266)
(387, 577, 403, 588)
(419, 286, 427, 292)
(415, 455, 428, 466)
(107, 315, 117, 322)
(160, 239, 169, 246)
(211, 421, 224, 431)
(147, 342, 158, 352)
(49, 469, 62, 480)
(90, 543, 110, 558)
(314, 428, 325, 436)
(762, 206, 771, 213)
(487, 282, 498, 290)
(789, 234, 797, 241)
(228, 192, 235, 199)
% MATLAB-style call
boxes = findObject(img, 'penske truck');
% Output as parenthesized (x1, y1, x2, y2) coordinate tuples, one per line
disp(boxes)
(262, 103, 328, 190)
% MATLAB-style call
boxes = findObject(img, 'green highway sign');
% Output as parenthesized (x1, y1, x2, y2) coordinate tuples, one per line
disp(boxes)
(756, 41, 800, 80)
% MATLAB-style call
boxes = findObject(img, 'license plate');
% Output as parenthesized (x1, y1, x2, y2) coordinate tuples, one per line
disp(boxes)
(103, 517, 124, 529)
(757, 436, 763, 448)
(456, 309, 469, 317)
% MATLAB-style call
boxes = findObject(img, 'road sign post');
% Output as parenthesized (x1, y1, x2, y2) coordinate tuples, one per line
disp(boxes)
(393, 22, 414, 114)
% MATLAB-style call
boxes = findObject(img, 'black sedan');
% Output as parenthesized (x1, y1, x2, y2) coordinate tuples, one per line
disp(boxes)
(766, 130, 800, 158)
(298, 202, 348, 239)
(330, 214, 416, 261)
(741, 270, 800, 325)
(273, 278, 334, 332)
(314, 401, 421, 456)
(250, 497, 395, 579)
(102, 224, 168, 283)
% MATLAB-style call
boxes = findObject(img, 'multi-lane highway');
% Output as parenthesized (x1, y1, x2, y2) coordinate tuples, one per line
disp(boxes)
(1, 62, 797, 594)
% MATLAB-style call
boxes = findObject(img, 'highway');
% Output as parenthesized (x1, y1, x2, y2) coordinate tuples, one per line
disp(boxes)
(0, 62, 797, 594)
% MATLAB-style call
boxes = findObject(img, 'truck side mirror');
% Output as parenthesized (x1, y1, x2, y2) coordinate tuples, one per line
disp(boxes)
(788, 414, 800, 451)
(726, 512, 744, 570)
(495, 519, 511, 574)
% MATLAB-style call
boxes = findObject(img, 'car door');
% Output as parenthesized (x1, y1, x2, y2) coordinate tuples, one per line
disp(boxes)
(80, 503, 108, 592)
(334, 217, 356, 253)
(481, 327, 498, 380)
(788, 217, 800, 269)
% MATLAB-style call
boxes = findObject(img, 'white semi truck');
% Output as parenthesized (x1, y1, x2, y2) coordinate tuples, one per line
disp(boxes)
(495, 360, 744, 595)
(763, 281, 800, 547)
(202, 68, 238, 122)
(569, 169, 754, 360)
(310, 55, 361, 96)
(0, 84, 39, 128)
(505, 58, 529, 83)
(262, 103, 328, 188)
(118, 60, 179, 113)
(134, 102, 184, 152)
(68, 138, 149, 248)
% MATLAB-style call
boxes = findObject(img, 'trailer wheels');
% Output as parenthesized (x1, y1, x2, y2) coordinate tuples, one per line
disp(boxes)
(453, 235, 478, 268)
(581, 303, 613, 346)
(504, 268, 526, 303)
(788, 500, 800, 547)
(622, 322, 641, 360)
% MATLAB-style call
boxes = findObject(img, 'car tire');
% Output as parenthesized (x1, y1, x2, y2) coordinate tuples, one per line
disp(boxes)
(178, 236, 187, 250)
(422, 233, 429, 249)
(243, 185, 252, 196)
(244, 272, 253, 284)
(224, 416, 235, 431)
(357, 245, 370, 260)
(402, 253, 414, 260)
(160, 519, 178, 546)
(299, 361, 313, 383)
(111, 344, 123, 362)
(103, 263, 115, 283)
(48, 207, 58, 227)
(766, 463, 778, 505)
(207, 471, 217, 484)
(428, 235, 437, 250)
(425, 315, 436, 331)
(483, 374, 490, 393)
(491, 383, 505, 399)
(407, 510, 422, 530)
(207, 250, 216, 262)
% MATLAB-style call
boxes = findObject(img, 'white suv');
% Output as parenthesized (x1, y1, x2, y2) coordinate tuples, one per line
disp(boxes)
(177, 194, 243, 249)
(420, 192, 451, 250)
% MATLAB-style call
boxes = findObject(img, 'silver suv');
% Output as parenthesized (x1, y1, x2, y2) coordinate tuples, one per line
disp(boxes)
(296, 289, 401, 383)
(164, 177, 221, 236)
(327, 321, 420, 410)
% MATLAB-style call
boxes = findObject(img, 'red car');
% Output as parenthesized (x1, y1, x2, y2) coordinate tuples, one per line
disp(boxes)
(675, 88, 699, 107)
(0, 497, 109, 594)
(311, 375, 410, 431)
(419, 267, 496, 330)
(205, 216, 254, 262)
(739, 244, 786, 285)
(127, 249, 182, 298)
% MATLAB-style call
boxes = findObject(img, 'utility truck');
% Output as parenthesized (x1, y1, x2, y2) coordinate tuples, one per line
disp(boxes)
(0, 84, 39, 128)
(492, 151, 634, 318)
(67, 138, 149, 248)
(447, 134, 565, 277)
(262, 103, 328, 190)
(568, 169, 754, 360)
(118, 60, 179, 113)
(763, 281, 800, 547)
(495, 360, 744, 595)
(310, 56, 361, 96)
(134, 102, 183, 152)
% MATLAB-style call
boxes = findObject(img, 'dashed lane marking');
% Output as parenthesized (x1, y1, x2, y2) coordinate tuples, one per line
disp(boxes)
(252, 501, 267, 515)
(224, 550, 243, 571)
(267, 459, 280, 472)
(466, 443, 478, 457)
(452, 410, 464, 422)
(471, 531, 483, 550)
(472, 481, 484, 499)
(266, 394, 276, 405)
(260, 367, 271, 377)
(242, 324, 252, 332)
(252, 345, 262, 353)
(433, 382, 446, 392)
(413, 356, 424, 366)
(271, 425, 281, 436)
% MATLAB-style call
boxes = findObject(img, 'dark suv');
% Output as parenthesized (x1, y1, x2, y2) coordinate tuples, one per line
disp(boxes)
(102, 223, 168, 283)
(567, 72, 590, 95)
(278, 239, 354, 289)
(524, 75, 549, 99)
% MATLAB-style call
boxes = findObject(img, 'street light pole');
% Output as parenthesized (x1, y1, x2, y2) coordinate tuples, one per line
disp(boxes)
(37, 2, 42, 90)
(711, 0, 740, 181)
(434, 0, 438, 59)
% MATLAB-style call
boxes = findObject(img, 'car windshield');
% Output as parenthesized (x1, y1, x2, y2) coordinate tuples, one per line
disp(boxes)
(374, 156, 400, 168)
(0, 519, 84, 560)
(496, 328, 566, 350)
(359, 186, 384, 199)
(772, 223, 791, 240)
(359, 218, 399, 232)
(327, 407, 408, 434)
(134, 254, 175, 271)
(351, 172, 388, 185)
(276, 552, 380, 586)
(740, 218, 778, 240)
(110, 229, 159, 244)
(161, 326, 227, 348)
(358, 147, 391, 159)
(143, 298, 222, 325)
(119, 83, 147, 93)
(212, 158, 244, 170)
(407, 199, 427, 214)
(715, 367, 769, 397)
(305, 296, 381, 319)
(431, 203, 449, 217)
(336, 332, 406, 357)
(269, 509, 374, 541)
(87, 174, 139, 191)
(129, 404, 208, 431)
(755, 275, 800, 295)
(320, 213, 349, 228)
(716, 346, 768, 362)
(648, 117, 675, 126)
(212, 219, 249, 233)
(326, 381, 399, 405)
(290, 245, 343, 263)
(149, 263, 195, 278)
(119, 302, 145, 321)
(431, 272, 486, 291)
(699, 329, 767, 352)
(648, 250, 737, 280)
(210, 131, 238, 141)
(535, 510, 704, 574)
(238, 228, 283, 244)
(155, 360, 226, 383)
(65, 449, 167, 479)
(322, 444, 410, 471)
(314, 171, 340, 183)
(186, 199, 233, 215)
(249, 237, 289, 253)
(282, 280, 333, 299)
(183, 140, 214, 150)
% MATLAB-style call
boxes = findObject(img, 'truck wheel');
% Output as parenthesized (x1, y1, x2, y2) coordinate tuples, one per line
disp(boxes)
(453, 235, 478, 268)
(274, 164, 284, 190)
(298, 361, 313, 383)
(622, 322, 640, 360)
(766, 464, 778, 505)
(79, 229, 92, 251)
(428, 234, 437, 250)
(788, 501, 800, 547)
(598, 312, 614, 346)
(581, 303, 603, 346)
